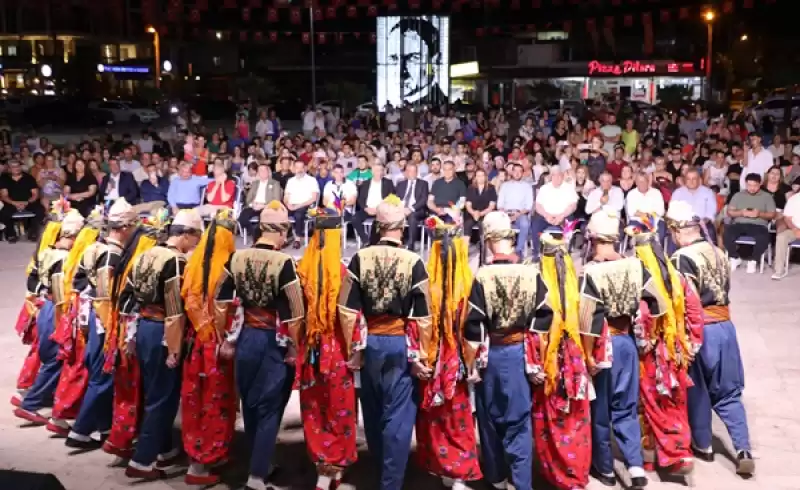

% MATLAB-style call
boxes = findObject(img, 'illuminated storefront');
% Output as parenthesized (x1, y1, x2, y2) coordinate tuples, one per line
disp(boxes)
(583, 60, 704, 103)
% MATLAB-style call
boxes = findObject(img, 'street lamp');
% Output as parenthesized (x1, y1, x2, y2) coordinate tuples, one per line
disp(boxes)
(741, 34, 748, 41)
(702, 10, 715, 101)
(146, 25, 161, 89)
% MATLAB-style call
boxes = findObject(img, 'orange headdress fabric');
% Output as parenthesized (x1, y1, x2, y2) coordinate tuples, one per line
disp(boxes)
(426, 235, 471, 366)
(297, 228, 343, 349)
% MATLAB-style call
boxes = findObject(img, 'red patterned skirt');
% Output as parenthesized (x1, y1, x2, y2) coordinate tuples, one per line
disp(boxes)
(51, 333, 89, 420)
(15, 304, 41, 391)
(415, 382, 482, 482)
(181, 339, 237, 466)
(639, 349, 693, 468)
(103, 358, 142, 456)
(298, 335, 358, 474)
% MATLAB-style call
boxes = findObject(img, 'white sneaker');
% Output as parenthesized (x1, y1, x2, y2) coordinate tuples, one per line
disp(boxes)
(772, 270, 787, 280)
(730, 257, 742, 271)
(746, 261, 757, 274)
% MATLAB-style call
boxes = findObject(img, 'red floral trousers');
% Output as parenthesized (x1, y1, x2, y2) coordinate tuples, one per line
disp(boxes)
(15, 304, 40, 391)
(181, 340, 237, 466)
(51, 333, 89, 420)
(103, 358, 141, 456)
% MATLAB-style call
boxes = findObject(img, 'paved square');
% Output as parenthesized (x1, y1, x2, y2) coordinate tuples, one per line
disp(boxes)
(0, 240, 796, 489)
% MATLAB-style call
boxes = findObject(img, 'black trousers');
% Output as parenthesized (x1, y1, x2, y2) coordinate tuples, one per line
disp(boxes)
(405, 211, 426, 248)
(290, 206, 310, 241)
(723, 222, 770, 260)
(352, 210, 375, 244)
(238, 206, 261, 237)
(1, 201, 45, 240)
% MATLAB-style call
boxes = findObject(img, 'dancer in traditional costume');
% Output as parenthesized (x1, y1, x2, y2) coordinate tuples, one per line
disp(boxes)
(66, 198, 138, 448)
(337, 195, 432, 490)
(579, 210, 666, 490)
(666, 201, 755, 476)
(47, 205, 106, 436)
(415, 217, 481, 490)
(120, 209, 203, 480)
(12, 201, 74, 407)
(625, 216, 705, 479)
(13, 203, 86, 424)
(180, 209, 238, 486)
(295, 207, 358, 490)
(101, 209, 164, 460)
(529, 233, 592, 490)
(465, 211, 552, 490)
(214, 201, 305, 490)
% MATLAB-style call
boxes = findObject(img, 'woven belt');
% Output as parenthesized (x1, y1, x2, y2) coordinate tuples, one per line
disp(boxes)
(245, 308, 278, 330)
(703, 305, 730, 323)
(141, 305, 166, 321)
(490, 330, 525, 346)
(366, 315, 405, 336)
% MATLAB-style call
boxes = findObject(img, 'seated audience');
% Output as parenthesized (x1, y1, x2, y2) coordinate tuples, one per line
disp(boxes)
(133, 161, 170, 214)
(463, 168, 497, 238)
(671, 168, 719, 243)
(496, 163, 534, 257)
(239, 163, 283, 236)
(323, 164, 358, 218)
(530, 165, 578, 260)
(395, 162, 429, 249)
(37, 153, 66, 211)
(64, 158, 98, 217)
(585, 171, 624, 216)
(772, 188, 800, 280)
(284, 159, 320, 248)
(167, 161, 209, 214)
(100, 158, 139, 205)
(347, 155, 373, 185)
(0, 160, 44, 242)
(198, 158, 237, 217)
(352, 162, 394, 245)
(724, 173, 777, 274)
(423, 158, 443, 188)
(626, 170, 667, 241)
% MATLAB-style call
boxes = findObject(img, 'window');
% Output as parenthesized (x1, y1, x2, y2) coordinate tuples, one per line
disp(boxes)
(213, 56, 221, 67)
(7, 45, 17, 56)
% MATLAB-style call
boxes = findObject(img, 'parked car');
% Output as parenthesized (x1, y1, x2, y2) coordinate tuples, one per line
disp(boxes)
(519, 99, 587, 123)
(750, 96, 800, 123)
(88, 100, 160, 124)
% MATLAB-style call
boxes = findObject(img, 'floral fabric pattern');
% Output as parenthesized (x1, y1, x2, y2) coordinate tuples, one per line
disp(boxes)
(103, 358, 141, 455)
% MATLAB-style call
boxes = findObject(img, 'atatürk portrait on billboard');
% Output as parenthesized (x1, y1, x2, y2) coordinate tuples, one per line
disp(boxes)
(385, 17, 448, 106)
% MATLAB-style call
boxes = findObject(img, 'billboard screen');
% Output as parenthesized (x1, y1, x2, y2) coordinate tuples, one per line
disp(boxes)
(376, 16, 450, 110)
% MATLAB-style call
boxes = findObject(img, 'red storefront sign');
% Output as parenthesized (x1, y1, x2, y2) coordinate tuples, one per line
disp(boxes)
(588, 60, 656, 76)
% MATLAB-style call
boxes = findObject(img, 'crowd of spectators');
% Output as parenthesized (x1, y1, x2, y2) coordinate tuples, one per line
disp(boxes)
(2, 102, 800, 279)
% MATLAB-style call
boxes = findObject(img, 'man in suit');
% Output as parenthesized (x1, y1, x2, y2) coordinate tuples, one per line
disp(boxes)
(394, 162, 429, 249)
(238, 163, 283, 237)
(352, 162, 394, 245)
(100, 158, 139, 206)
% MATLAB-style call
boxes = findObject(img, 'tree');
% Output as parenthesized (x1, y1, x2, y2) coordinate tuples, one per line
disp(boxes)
(235, 74, 279, 104)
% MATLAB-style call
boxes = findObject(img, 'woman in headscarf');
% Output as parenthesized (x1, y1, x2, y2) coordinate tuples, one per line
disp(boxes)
(625, 214, 704, 482)
(414, 217, 482, 490)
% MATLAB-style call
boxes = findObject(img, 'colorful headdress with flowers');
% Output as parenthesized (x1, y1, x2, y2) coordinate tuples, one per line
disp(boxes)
(308, 206, 342, 230)
(425, 215, 462, 240)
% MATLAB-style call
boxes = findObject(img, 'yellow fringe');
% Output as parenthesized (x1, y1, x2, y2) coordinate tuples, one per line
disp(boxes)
(540, 252, 584, 396)
(181, 225, 236, 343)
(27, 222, 62, 275)
(297, 229, 342, 346)
(634, 244, 692, 367)
(427, 238, 472, 365)
(61, 227, 100, 312)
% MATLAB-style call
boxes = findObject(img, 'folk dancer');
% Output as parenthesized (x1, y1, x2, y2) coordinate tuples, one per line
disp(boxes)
(529, 233, 592, 490)
(180, 209, 238, 486)
(465, 211, 553, 490)
(47, 205, 106, 436)
(295, 207, 358, 490)
(12, 200, 75, 407)
(625, 216, 705, 479)
(415, 217, 482, 490)
(666, 201, 755, 476)
(214, 201, 305, 490)
(580, 210, 667, 490)
(13, 203, 86, 424)
(337, 195, 433, 490)
(66, 198, 138, 448)
(119, 209, 203, 480)
(101, 209, 164, 460)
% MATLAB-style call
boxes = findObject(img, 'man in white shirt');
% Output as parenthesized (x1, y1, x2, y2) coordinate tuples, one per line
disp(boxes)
(255, 111, 274, 139)
(302, 105, 317, 137)
(531, 165, 578, 260)
(670, 168, 718, 244)
(585, 172, 625, 216)
(445, 109, 461, 136)
(385, 107, 401, 133)
(136, 131, 154, 154)
(322, 164, 358, 216)
(283, 159, 320, 248)
(772, 190, 800, 279)
(600, 113, 622, 156)
(741, 132, 774, 186)
(335, 143, 358, 171)
(626, 171, 667, 242)
(119, 147, 141, 174)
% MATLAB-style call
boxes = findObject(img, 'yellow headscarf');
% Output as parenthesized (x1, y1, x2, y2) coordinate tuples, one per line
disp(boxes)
(297, 228, 343, 348)
(540, 236, 584, 396)
(181, 222, 236, 343)
(26, 221, 62, 276)
(426, 234, 471, 367)
(60, 226, 100, 311)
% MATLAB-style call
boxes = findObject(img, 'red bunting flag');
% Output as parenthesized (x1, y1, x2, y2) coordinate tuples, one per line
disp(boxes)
(267, 8, 278, 22)
(367, 5, 377, 16)
(318, 32, 326, 44)
(195, 0, 207, 10)
(313, 8, 322, 21)
(475, 28, 485, 36)
(254, 31, 263, 41)
(242, 7, 250, 21)
(604, 16, 614, 29)
(269, 31, 278, 42)
(291, 7, 301, 23)
(532, 0, 541, 8)
(239, 31, 248, 42)
(353, 32, 361, 39)
(563, 20, 572, 32)
(624, 14, 633, 26)
(326, 6, 336, 18)
(387, 3, 397, 10)
(552, 0, 561, 5)
(511, 0, 519, 9)
(611, 0, 621, 4)
(660, 9, 670, 22)
(410, 0, 421, 9)
(743, 0, 753, 7)
(642, 12, 653, 54)
(223, 0, 235, 7)
(370, 33, 376, 43)
(679, 7, 689, 19)
(302, 32, 310, 44)
(432, 0, 442, 9)
(189, 8, 200, 22)
(723, 0, 733, 13)
(249, 0, 262, 7)
(347, 5, 357, 17)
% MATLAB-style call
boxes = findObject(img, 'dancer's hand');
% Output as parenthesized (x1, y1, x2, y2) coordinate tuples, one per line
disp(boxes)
(284, 345, 298, 365)
(166, 353, 179, 369)
(219, 341, 236, 360)
(528, 371, 545, 385)
(125, 340, 136, 358)
(346, 351, 363, 371)
(466, 367, 481, 384)
(586, 358, 600, 376)
(410, 361, 433, 380)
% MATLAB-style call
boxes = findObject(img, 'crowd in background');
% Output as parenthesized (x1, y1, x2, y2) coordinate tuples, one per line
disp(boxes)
(2, 100, 800, 277)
